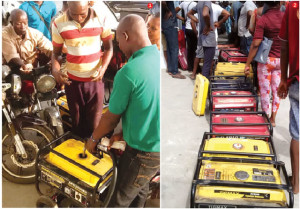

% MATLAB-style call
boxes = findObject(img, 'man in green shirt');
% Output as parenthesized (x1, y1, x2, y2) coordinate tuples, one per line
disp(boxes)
(86, 14, 160, 207)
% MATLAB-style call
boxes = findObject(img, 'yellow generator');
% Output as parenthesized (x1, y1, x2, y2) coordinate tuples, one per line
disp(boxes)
(192, 74, 209, 116)
(35, 132, 117, 207)
(57, 95, 109, 131)
(191, 133, 294, 208)
(199, 132, 276, 161)
(210, 75, 253, 92)
(214, 62, 254, 79)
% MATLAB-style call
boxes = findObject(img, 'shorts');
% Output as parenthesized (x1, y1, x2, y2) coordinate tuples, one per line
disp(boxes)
(195, 45, 204, 59)
(161, 33, 167, 52)
(289, 80, 299, 141)
(196, 45, 219, 60)
(214, 46, 219, 60)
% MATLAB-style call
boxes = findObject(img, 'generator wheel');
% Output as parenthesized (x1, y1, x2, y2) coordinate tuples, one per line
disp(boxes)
(59, 198, 76, 208)
(36, 195, 58, 208)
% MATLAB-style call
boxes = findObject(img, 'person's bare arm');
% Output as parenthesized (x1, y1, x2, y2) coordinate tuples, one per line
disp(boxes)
(162, 1, 172, 20)
(191, 19, 197, 36)
(244, 39, 262, 75)
(91, 39, 113, 81)
(175, 6, 181, 13)
(86, 110, 122, 153)
(176, 14, 185, 21)
(187, 9, 198, 23)
(203, 6, 212, 35)
(215, 9, 230, 28)
(52, 45, 70, 85)
(246, 10, 253, 29)
(277, 40, 289, 99)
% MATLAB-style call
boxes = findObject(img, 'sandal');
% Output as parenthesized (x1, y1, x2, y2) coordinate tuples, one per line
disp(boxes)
(172, 73, 186, 79)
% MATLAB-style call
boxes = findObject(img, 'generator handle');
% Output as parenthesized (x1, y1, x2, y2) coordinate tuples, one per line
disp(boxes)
(94, 148, 117, 208)
(190, 181, 196, 208)
(279, 160, 294, 208)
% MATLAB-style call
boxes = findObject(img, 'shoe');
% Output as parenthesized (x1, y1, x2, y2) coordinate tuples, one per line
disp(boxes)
(172, 73, 186, 79)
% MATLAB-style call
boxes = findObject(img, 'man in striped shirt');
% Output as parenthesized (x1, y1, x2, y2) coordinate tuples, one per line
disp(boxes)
(51, 1, 113, 138)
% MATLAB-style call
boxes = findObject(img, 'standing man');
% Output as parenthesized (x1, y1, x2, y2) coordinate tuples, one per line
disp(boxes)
(189, 2, 229, 80)
(162, 1, 185, 79)
(238, 0, 256, 55)
(176, 1, 197, 72)
(278, 1, 299, 194)
(188, 1, 216, 79)
(51, 1, 113, 138)
(19, 1, 57, 40)
(86, 14, 160, 207)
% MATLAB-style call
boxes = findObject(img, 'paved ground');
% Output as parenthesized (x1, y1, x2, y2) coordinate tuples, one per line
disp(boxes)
(160, 64, 299, 207)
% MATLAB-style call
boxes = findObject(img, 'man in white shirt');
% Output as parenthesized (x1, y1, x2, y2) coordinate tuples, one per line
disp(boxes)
(176, 1, 197, 72)
(238, 0, 256, 55)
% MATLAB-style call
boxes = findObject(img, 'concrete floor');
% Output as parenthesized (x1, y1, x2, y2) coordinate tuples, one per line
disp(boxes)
(160, 66, 299, 207)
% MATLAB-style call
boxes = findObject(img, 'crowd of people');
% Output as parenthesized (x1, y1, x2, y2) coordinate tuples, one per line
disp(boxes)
(2, 1, 160, 207)
(162, 0, 299, 194)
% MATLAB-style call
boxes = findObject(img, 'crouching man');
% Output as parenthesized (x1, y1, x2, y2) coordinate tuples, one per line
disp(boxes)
(86, 14, 160, 207)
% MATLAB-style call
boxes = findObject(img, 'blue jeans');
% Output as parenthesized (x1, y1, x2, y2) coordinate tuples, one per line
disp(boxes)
(240, 36, 253, 56)
(162, 27, 179, 75)
(108, 146, 160, 207)
(289, 80, 299, 141)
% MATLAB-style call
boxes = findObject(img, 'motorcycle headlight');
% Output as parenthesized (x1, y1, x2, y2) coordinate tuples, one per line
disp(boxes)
(2, 65, 11, 79)
(36, 75, 56, 93)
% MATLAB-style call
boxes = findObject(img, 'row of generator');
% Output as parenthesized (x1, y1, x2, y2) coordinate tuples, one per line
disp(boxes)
(191, 45, 294, 208)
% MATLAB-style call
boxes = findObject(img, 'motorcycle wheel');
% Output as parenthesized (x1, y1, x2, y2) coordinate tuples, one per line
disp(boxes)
(2, 124, 55, 184)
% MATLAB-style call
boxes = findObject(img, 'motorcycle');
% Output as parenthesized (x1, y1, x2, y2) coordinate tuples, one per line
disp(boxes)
(2, 64, 63, 184)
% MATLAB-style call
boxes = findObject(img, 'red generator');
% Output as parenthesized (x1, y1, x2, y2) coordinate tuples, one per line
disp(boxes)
(217, 44, 236, 49)
(220, 49, 247, 62)
(210, 90, 258, 112)
(210, 112, 273, 139)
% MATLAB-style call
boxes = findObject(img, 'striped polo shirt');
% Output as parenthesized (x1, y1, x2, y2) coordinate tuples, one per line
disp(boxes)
(52, 9, 112, 81)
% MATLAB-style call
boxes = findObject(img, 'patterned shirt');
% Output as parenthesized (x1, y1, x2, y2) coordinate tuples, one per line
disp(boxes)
(2, 24, 52, 64)
(52, 8, 112, 81)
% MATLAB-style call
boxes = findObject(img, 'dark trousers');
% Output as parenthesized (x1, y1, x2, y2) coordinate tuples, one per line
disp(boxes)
(65, 80, 104, 138)
(202, 47, 216, 79)
(162, 27, 179, 75)
(240, 35, 253, 56)
(185, 29, 197, 71)
(108, 146, 160, 207)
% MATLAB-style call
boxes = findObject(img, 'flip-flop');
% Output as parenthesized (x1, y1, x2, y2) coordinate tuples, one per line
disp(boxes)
(172, 73, 186, 79)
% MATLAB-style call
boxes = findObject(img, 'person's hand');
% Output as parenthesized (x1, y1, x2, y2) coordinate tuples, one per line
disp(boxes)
(52, 70, 71, 85)
(108, 133, 124, 150)
(86, 137, 98, 153)
(20, 64, 33, 74)
(91, 67, 105, 82)
(164, 10, 173, 20)
(214, 22, 220, 29)
(277, 80, 288, 99)
(244, 65, 251, 76)
(203, 26, 213, 35)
